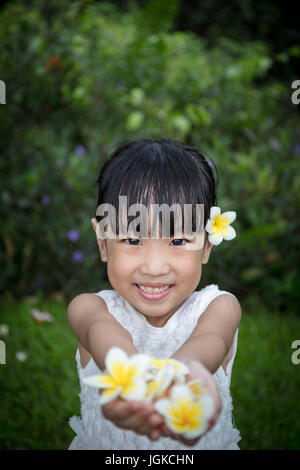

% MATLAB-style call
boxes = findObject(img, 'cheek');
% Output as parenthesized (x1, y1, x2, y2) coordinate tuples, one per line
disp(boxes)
(108, 253, 135, 276)
(180, 252, 202, 269)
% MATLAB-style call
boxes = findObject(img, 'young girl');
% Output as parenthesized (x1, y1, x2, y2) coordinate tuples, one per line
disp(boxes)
(67, 138, 242, 450)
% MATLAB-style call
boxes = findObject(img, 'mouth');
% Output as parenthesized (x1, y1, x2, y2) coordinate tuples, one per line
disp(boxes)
(134, 283, 174, 300)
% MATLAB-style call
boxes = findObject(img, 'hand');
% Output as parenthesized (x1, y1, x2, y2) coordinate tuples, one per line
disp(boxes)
(160, 359, 222, 447)
(101, 395, 166, 441)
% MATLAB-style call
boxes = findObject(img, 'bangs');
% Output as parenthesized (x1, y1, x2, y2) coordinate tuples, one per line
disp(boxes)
(95, 139, 217, 239)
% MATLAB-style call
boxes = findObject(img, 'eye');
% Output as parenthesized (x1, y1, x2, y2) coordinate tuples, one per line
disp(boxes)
(121, 238, 142, 246)
(170, 239, 190, 246)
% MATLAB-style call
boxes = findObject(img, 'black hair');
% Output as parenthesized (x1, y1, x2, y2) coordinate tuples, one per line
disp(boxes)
(95, 138, 218, 239)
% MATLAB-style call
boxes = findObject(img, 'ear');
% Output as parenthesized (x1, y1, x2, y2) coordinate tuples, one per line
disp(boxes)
(202, 237, 213, 264)
(91, 217, 108, 262)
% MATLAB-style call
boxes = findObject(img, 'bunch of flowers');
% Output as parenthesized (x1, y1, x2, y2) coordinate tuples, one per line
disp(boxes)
(83, 347, 214, 439)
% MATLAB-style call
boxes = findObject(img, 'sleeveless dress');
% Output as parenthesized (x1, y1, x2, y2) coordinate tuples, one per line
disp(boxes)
(68, 284, 242, 450)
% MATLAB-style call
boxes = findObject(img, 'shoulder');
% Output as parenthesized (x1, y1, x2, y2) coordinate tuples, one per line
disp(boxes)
(209, 293, 242, 323)
(67, 293, 107, 316)
(196, 286, 242, 323)
(191, 292, 242, 349)
(67, 292, 114, 329)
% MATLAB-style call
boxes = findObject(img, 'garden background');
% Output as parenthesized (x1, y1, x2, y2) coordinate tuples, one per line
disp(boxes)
(0, 0, 299, 450)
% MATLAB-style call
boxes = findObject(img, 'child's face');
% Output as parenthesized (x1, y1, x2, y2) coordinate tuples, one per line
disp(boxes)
(91, 217, 212, 328)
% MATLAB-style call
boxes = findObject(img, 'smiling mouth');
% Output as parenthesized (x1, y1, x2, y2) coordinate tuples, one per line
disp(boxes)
(134, 284, 174, 300)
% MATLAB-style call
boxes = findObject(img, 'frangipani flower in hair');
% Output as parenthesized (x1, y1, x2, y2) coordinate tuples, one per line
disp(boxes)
(83, 347, 150, 405)
(205, 207, 236, 246)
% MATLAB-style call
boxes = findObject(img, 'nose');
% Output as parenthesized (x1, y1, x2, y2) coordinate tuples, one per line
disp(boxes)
(139, 246, 171, 276)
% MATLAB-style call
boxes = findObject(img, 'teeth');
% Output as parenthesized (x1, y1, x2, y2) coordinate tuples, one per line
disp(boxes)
(138, 285, 171, 294)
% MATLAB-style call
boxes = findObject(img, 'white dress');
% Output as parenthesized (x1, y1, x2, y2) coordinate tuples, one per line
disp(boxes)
(68, 284, 242, 450)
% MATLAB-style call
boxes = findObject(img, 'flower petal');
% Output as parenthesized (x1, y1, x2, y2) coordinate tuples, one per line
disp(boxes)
(155, 363, 175, 396)
(222, 225, 236, 241)
(83, 373, 115, 389)
(105, 347, 128, 376)
(205, 219, 213, 234)
(208, 232, 223, 246)
(199, 394, 215, 421)
(221, 211, 236, 224)
(186, 379, 205, 398)
(121, 377, 148, 401)
(129, 353, 151, 377)
(169, 384, 194, 402)
(210, 206, 221, 220)
(182, 420, 207, 439)
(99, 386, 122, 405)
(169, 359, 189, 375)
(154, 398, 170, 417)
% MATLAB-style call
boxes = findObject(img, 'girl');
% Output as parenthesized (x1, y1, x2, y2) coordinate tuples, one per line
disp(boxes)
(67, 138, 242, 450)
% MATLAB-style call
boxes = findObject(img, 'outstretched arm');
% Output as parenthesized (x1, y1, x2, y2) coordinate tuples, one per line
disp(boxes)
(67, 294, 165, 441)
(67, 293, 138, 371)
(164, 294, 241, 446)
(171, 294, 242, 374)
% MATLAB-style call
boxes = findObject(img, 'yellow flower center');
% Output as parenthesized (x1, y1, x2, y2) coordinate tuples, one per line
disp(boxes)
(212, 214, 230, 235)
(169, 399, 204, 432)
(112, 363, 137, 386)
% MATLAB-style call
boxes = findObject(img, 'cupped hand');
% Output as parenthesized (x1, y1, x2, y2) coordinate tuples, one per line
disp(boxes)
(157, 360, 222, 447)
(100, 360, 222, 446)
(101, 395, 166, 441)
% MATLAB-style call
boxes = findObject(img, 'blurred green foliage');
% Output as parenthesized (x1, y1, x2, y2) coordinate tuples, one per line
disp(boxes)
(0, 0, 299, 312)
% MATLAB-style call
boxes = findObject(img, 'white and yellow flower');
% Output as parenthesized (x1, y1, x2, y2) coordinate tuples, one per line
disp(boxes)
(205, 206, 236, 246)
(148, 357, 189, 384)
(186, 378, 206, 399)
(83, 347, 150, 405)
(154, 384, 214, 439)
(144, 363, 174, 403)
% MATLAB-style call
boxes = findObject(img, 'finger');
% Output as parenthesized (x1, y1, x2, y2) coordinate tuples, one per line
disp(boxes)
(124, 407, 164, 435)
(111, 400, 153, 429)
(167, 429, 200, 447)
(136, 410, 165, 435)
(102, 397, 133, 421)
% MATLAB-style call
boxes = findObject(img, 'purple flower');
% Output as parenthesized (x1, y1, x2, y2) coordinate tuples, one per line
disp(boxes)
(67, 229, 80, 242)
(75, 145, 86, 156)
(294, 144, 300, 154)
(41, 195, 50, 206)
(270, 140, 281, 151)
(73, 250, 84, 263)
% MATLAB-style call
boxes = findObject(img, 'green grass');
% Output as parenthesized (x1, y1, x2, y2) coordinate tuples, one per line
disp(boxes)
(0, 292, 79, 450)
(0, 291, 299, 450)
(231, 299, 300, 450)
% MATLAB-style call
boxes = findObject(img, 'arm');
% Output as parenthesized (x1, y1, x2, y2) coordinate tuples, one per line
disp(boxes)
(67, 293, 138, 371)
(171, 294, 242, 374)
(67, 293, 166, 441)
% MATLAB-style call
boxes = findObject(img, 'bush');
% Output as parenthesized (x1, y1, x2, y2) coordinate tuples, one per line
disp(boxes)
(0, 0, 299, 312)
